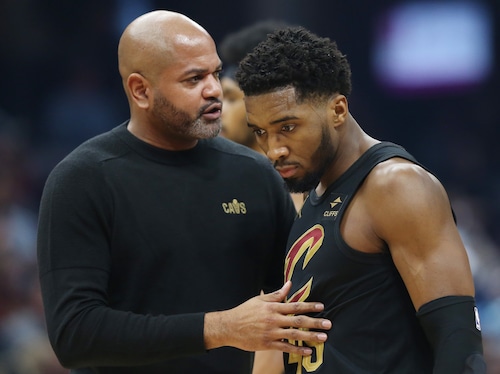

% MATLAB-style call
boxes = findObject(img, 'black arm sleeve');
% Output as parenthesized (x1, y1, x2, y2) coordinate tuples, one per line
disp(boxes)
(416, 295, 486, 374)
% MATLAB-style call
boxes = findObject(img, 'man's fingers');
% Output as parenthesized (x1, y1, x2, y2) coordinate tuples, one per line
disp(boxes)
(270, 337, 326, 356)
(285, 315, 332, 330)
(267, 326, 330, 355)
(277, 301, 326, 317)
(260, 284, 327, 320)
(271, 340, 314, 356)
(283, 327, 329, 343)
(259, 284, 331, 331)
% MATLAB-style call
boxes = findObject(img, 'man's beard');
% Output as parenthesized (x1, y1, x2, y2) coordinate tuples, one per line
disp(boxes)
(152, 93, 221, 139)
(285, 126, 335, 193)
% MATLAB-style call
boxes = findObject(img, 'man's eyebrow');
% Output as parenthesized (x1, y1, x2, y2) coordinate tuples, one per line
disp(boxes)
(269, 115, 299, 125)
(183, 63, 223, 76)
(247, 115, 300, 128)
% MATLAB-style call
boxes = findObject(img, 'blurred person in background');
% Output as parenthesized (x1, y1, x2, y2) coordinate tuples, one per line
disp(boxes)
(0, 111, 67, 373)
(450, 192, 500, 373)
(218, 20, 289, 152)
(219, 20, 304, 213)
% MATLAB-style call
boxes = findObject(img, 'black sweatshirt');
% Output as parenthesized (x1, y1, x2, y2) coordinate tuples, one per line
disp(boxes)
(37, 122, 296, 373)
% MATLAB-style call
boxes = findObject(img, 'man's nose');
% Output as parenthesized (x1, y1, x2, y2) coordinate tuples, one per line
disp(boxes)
(203, 75, 222, 99)
(266, 143, 289, 162)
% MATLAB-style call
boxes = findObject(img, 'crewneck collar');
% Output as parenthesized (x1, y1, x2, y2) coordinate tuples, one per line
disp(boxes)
(112, 121, 208, 165)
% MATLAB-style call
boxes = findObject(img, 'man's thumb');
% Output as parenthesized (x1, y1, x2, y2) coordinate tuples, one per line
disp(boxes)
(263, 281, 292, 302)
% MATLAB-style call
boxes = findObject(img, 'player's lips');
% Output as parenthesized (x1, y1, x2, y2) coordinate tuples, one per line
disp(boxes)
(202, 103, 222, 120)
(276, 165, 298, 179)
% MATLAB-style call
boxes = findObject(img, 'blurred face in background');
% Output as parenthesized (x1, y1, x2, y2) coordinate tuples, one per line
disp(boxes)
(220, 76, 257, 149)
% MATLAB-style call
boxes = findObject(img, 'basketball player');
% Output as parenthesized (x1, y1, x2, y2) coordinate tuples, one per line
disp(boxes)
(236, 26, 486, 373)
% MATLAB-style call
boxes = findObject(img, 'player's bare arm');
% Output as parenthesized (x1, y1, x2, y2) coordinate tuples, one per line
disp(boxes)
(252, 350, 284, 374)
(366, 158, 475, 309)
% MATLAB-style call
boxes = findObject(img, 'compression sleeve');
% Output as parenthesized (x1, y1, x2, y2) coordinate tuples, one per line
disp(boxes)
(416, 295, 486, 374)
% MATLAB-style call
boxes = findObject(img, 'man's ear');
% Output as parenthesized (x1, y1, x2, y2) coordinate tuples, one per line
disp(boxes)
(329, 94, 348, 127)
(128, 73, 151, 109)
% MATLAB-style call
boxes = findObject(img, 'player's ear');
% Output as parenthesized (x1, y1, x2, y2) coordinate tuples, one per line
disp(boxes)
(329, 94, 348, 128)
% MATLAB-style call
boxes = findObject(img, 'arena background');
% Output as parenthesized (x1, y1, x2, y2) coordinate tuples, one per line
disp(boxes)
(0, 0, 499, 372)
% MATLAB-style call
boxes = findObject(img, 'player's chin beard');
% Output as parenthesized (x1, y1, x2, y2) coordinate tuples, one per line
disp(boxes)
(285, 127, 335, 193)
(153, 94, 221, 139)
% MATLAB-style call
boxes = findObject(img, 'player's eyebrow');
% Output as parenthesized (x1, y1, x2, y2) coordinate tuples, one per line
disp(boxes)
(247, 115, 300, 128)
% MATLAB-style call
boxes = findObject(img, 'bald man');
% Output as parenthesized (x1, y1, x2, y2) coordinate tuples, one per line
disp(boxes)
(36, 10, 331, 374)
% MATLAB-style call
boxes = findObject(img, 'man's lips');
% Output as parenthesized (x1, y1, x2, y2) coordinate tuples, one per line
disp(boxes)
(202, 103, 222, 120)
(276, 165, 298, 179)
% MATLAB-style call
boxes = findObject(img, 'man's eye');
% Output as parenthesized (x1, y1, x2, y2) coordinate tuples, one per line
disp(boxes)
(253, 129, 266, 136)
(282, 124, 295, 132)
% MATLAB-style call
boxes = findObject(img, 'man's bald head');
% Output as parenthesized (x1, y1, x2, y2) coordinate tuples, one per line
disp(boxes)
(118, 10, 212, 84)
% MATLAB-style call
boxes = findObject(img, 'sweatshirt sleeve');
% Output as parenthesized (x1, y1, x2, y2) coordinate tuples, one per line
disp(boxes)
(37, 157, 207, 368)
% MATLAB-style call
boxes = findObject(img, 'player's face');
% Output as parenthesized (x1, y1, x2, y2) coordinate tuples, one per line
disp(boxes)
(151, 35, 223, 140)
(245, 87, 335, 193)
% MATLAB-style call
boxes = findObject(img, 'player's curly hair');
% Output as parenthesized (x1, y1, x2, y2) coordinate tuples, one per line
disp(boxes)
(235, 26, 352, 103)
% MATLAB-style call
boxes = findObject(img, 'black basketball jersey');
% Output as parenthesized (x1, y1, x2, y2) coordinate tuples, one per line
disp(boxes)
(284, 142, 434, 374)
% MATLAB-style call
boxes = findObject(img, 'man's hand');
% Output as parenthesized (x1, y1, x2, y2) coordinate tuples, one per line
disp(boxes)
(204, 281, 331, 356)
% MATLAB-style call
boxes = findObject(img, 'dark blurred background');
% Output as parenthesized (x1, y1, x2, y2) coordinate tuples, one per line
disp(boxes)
(0, 0, 499, 372)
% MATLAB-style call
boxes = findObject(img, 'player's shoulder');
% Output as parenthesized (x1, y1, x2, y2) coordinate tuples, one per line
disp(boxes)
(364, 157, 447, 214)
(370, 157, 439, 190)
